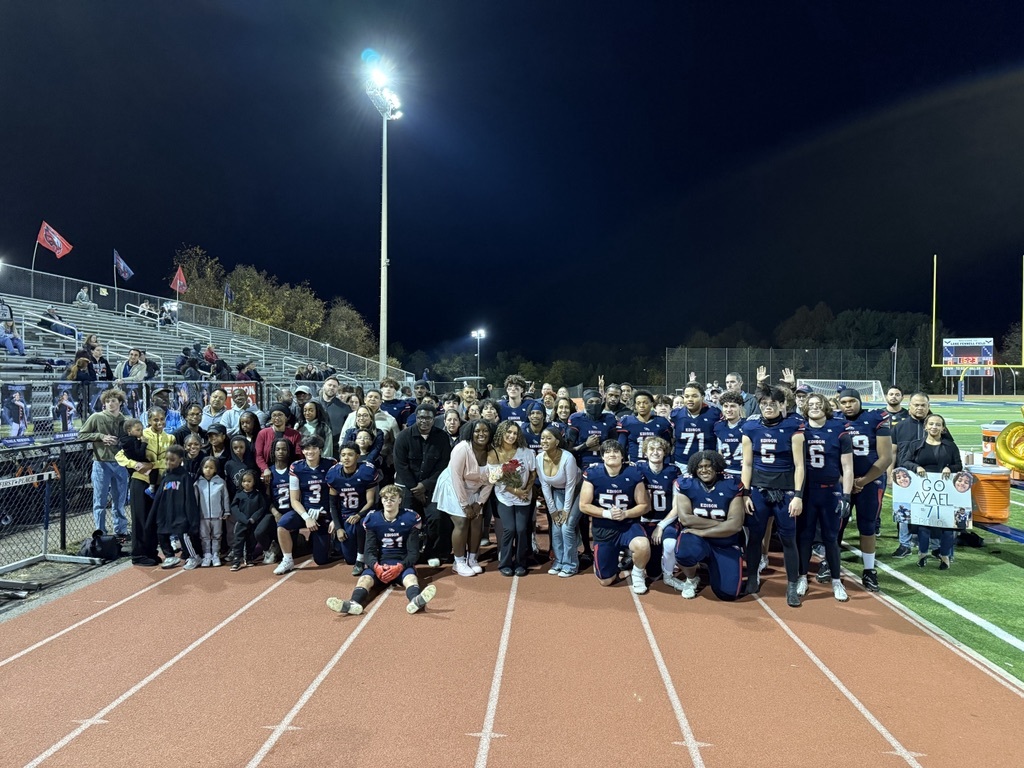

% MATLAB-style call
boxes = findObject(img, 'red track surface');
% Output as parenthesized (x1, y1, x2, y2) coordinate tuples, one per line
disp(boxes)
(2, 552, 1022, 768)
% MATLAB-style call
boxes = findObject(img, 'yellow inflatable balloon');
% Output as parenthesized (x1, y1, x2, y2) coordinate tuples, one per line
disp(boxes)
(994, 404, 1024, 472)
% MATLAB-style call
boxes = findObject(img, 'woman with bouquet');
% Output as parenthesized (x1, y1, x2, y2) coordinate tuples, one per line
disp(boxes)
(489, 420, 537, 577)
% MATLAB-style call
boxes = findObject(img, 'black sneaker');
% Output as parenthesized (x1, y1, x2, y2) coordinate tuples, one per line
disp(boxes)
(514, 566, 528, 577)
(351, 562, 364, 577)
(499, 567, 514, 577)
(861, 568, 880, 592)
(892, 545, 912, 558)
(786, 582, 801, 607)
(815, 559, 832, 584)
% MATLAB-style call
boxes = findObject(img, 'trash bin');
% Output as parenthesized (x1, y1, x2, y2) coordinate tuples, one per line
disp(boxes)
(969, 465, 1011, 523)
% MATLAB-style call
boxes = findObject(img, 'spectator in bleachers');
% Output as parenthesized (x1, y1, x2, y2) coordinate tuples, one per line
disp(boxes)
(89, 344, 114, 381)
(0, 319, 26, 356)
(203, 344, 219, 366)
(174, 347, 191, 374)
(140, 350, 159, 380)
(137, 300, 158, 320)
(114, 348, 146, 384)
(82, 333, 100, 353)
(65, 354, 92, 384)
(158, 304, 177, 326)
(39, 305, 76, 338)
(181, 358, 204, 380)
(74, 286, 97, 311)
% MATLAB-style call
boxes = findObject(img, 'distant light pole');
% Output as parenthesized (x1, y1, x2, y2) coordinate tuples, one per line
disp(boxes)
(1012, 369, 1018, 396)
(471, 329, 486, 378)
(365, 63, 403, 380)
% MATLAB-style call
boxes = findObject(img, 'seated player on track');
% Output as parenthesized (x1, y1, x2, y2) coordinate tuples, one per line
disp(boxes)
(273, 435, 338, 574)
(579, 440, 651, 594)
(657, 450, 746, 600)
(327, 484, 436, 616)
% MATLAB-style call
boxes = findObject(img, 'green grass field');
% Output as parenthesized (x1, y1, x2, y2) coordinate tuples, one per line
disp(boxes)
(854, 397, 1024, 682)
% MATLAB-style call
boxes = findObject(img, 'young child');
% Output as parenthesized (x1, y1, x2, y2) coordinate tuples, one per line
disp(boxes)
(229, 469, 271, 571)
(195, 456, 229, 567)
(182, 434, 207, 481)
(225, 434, 258, 499)
(326, 484, 436, 616)
(151, 445, 201, 569)
(118, 418, 158, 498)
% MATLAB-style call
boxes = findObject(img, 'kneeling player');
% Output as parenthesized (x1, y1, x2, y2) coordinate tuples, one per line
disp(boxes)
(274, 436, 338, 575)
(663, 451, 746, 600)
(326, 485, 436, 616)
(579, 440, 651, 594)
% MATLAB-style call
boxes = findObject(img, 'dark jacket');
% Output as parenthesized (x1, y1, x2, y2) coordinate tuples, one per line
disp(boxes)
(230, 488, 269, 526)
(898, 436, 963, 475)
(152, 466, 200, 537)
(118, 433, 148, 464)
(394, 425, 452, 495)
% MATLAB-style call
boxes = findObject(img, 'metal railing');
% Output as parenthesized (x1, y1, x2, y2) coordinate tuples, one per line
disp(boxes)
(1, 263, 412, 381)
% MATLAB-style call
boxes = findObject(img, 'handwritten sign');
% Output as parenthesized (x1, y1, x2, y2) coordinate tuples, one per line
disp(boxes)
(891, 469, 973, 530)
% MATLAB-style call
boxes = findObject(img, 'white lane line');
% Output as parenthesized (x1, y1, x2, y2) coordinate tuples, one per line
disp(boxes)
(631, 592, 708, 768)
(246, 589, 391, 767)
(472, 576, 519, 768)
(755, 596, 926, 766)
(24, 563, 311, 768)
(0, 571, 184, 670)
(843, 543, 1024, 654)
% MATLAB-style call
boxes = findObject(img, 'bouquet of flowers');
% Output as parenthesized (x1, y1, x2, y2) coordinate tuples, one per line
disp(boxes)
(489, 458, 524, 490)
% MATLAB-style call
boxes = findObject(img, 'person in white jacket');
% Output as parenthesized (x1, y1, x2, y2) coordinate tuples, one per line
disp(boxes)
(195, 457, 230, 567)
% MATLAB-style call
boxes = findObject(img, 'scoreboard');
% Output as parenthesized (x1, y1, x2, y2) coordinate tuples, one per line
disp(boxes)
(942, 337, 994, 377)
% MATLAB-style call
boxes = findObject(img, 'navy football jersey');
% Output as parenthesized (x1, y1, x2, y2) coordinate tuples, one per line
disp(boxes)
(523, 425, 547, 456)
(843, 408, 891, 476)
(804, 418, 853, 484)
(584, 463, 645, 537)
(671, 405, 722, 465)
(569, 411, 618, 468)
(637, 460, 681, 521)
(380, 398, 413, 427)
(288, 457, 338, 513)
(617, 414, 673, 463)
(676, 475, 743, 524)
(713, 419, 744, 475)
(363, 509, 421, 563)
(268, 465, 292, 513)
(498, 398, 536, 426)
(326, 462, 382, 514)
(741, 414, 805, 486)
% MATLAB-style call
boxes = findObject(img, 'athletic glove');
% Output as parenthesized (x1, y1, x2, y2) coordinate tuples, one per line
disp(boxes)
(836, 493, 851, 518)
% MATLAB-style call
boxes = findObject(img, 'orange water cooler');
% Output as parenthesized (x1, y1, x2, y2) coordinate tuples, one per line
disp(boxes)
(969, 465, 1011, 523)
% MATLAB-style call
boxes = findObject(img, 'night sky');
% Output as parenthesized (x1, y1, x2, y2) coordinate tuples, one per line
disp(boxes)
(3, 1, 1024, 364)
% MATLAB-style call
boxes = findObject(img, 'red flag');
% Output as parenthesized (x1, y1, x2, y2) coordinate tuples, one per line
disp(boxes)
(36, 221, 73, 258)
(170, 265, 188, 293)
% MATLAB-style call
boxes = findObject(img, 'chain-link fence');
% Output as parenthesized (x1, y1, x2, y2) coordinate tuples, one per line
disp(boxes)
(0, 441, 97, 574)
(664, 347, 921, 395)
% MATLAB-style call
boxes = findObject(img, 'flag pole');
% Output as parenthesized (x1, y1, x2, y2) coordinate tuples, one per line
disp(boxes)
(113, 252, 118, 312)
(892, 338, 898, 384)
(30, 241, 39, 298)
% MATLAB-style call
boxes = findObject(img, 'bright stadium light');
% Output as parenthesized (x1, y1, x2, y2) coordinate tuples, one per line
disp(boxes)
(471, 329, 486, 377)
(365, 55, 404, 380)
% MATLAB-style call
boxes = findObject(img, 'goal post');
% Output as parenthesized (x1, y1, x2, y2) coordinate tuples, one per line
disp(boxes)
(798, 379, 886, 404)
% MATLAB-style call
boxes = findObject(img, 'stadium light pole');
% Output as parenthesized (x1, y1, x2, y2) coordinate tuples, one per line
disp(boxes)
(365, 65, 403, 380)
(471, 329, 486, 378)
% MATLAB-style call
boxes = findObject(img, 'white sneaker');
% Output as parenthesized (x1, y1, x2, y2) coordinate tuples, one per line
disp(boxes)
(681, 577, 698, 599)
(454, 559, 475, 577)
(558, 570, 573, 578)
(479, 537, 490, 548)
(211, 555, 221, 568)
(273, 558, 295, 575)
(427, 558, 441, 568)
(407, 584, 437, 614)
(161, 556, 180, 569)
(467, 554, 484, 574)
(833, 580, 849, 602)
(547, 567, 560, 575)
(630, 566, 648, 595)
(183, 557, 200, 571)
(262, 549, 276, 565)
(758, 555, 768, 574)
(796, 575, 808, 596)
(663, 574, 686, 592)
(200, 553, 212, 568)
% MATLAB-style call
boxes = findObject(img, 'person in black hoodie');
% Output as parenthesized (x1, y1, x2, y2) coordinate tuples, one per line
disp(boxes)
(229, 469, 271, 570)
(151, 446, 201, 570)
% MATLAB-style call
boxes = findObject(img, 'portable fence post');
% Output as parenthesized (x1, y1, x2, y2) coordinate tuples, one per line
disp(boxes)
(59, 444, 68, 551)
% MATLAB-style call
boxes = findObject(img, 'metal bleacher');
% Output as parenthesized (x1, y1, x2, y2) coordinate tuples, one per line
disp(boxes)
(0, 264, 412, 405)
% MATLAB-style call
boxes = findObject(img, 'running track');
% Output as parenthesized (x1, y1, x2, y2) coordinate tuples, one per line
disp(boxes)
(2, 552, 1022, 768)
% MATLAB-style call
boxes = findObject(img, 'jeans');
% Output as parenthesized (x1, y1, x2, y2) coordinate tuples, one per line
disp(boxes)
(548, 488, 582, 574)
(898, 520, 913, 548)
(497, 501, 531, 570)
(92, 460, 129, 535)
(0, 334, 25, 355)
(918, 527, 955, 558)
